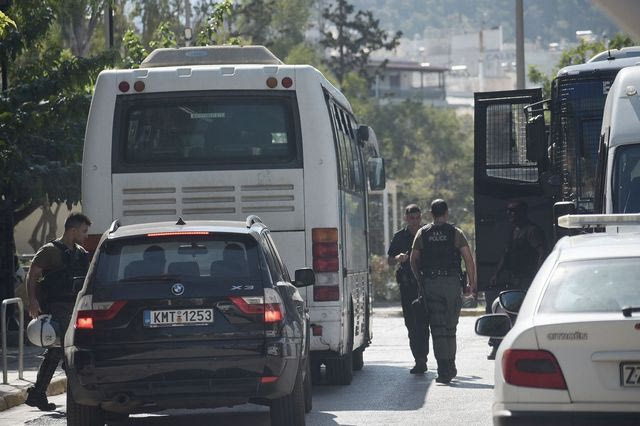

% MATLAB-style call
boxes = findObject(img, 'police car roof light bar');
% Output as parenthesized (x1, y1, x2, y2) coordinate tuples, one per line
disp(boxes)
(558, 213, 640, 229)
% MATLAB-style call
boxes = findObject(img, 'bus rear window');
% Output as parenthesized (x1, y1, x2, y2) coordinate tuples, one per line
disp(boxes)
(114, 93, 300, 171)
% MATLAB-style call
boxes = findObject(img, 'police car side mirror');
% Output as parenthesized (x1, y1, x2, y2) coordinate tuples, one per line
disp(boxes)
(475, 314, 512, 338)
(72, 276, 86, 294)
(498, 290, 526, 315)
(294, 268, 315, 288)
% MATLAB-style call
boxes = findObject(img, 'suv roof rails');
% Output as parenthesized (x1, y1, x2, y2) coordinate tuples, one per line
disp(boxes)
(246, 215, 263, 228)
(108, 219, 120, 234)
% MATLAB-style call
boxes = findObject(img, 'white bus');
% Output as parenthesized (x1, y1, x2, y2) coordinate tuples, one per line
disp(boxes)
(82, 45, 385, 385)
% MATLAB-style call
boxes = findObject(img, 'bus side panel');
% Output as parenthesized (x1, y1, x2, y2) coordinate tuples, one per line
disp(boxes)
(82, 71, 117, 234)
(295, 68, 344, 354)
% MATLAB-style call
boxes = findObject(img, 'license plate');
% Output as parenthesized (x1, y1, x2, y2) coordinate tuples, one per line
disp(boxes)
(620, 363, 640, 387)
(143, 309, 213, 328)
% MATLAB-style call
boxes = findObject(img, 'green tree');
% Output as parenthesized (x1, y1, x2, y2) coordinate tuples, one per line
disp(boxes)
(0, 0, 115, 301)
(320, 0, 401, 84)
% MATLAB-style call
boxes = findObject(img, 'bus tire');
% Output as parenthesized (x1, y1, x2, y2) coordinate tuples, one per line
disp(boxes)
(270, 367, 306, 426)
(326, 312, 354, 385)
(67, 384, 105, 426)
(352, 347, 364, 371)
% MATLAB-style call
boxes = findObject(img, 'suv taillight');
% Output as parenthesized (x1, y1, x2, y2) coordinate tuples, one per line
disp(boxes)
(502, 349, 567, 390)
(75, 295, 126, 330)
(312, 228, 340, 301)
(230, 288, 285, 323)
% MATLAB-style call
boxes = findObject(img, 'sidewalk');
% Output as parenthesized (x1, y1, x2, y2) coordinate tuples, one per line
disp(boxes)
(373, 300, 486, 318)
(0, 344, 66, 412)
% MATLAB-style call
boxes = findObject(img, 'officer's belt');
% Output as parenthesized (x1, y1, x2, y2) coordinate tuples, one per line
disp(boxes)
(423, 269, 460, 279)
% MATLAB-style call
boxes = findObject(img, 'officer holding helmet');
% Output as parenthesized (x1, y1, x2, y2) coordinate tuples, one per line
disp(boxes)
(25, 213, 91, 411)
(388, 204, 429, 374)
(410, 199, 476, 384)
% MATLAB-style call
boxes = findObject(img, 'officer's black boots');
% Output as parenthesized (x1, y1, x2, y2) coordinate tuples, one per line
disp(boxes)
(25, 387, 56, 411)
(409, 359, 427, 374)
(435, 359, 454, 384)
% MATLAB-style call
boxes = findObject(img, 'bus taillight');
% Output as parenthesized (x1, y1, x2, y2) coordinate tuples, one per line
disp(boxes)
(312, 228, 340, 301)
(83, 234, 102, 258)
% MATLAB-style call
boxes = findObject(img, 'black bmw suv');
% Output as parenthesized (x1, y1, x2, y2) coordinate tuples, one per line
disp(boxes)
(65, 216, 314, 426)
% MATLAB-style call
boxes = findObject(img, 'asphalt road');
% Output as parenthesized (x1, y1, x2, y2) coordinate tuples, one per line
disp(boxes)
(0, 315, 495, 426)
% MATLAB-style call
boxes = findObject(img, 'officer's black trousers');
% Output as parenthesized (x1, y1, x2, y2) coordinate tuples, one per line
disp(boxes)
(399, 278, 429, 363)
(34, 303, 72, 394)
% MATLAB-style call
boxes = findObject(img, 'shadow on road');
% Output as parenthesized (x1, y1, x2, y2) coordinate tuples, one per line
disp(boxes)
(448, 375, 494, 390)
(311, 363, 432, 412)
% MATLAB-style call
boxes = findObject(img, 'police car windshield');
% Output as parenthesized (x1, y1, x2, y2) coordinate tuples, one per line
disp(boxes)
(539, 258, 640, 313)
(93, 234, 266, 285)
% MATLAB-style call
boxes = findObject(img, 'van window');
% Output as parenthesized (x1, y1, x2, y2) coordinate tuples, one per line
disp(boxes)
(612, 144, 640, 213)
(113, 92, 300, 172)
(93, 234, 264, 285)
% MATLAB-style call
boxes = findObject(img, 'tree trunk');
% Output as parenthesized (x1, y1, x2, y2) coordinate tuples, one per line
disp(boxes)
(0, 199, 16, 320)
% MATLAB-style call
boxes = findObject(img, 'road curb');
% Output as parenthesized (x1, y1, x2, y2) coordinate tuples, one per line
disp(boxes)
(0, 376, 66, 412)
(374, 308, 485, 318)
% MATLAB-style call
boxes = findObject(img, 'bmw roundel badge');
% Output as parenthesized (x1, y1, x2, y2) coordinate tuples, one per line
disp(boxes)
(171, 283, 185, 296)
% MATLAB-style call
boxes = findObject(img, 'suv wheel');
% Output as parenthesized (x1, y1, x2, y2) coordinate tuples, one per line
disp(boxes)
(270, 368, 306, 426)
(303, 358, 312, 413)
(67, 384, 105, 426)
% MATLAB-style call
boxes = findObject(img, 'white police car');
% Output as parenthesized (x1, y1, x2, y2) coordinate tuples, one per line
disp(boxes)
(476, 214, 640, 426)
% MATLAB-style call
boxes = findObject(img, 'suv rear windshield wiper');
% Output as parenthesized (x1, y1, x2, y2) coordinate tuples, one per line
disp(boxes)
(118, 274, 182, 283)
(622, 306, 640, 317)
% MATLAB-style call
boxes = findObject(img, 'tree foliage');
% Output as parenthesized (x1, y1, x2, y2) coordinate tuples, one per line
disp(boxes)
(320, 0, 401, 84)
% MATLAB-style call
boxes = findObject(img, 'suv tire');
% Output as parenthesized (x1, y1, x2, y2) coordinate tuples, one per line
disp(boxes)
(303, 358, 312, 413)
(67, 384, 105, 426)
(270, 368, 306, 426)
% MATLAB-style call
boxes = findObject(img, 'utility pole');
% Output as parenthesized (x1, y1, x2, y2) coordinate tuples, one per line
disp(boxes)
(185, 0, 192, 47)
(515, 0, 525, 89)
(105, 4, 114, 49)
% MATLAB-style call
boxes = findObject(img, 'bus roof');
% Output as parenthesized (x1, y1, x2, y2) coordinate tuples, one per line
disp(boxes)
(140, 45, 284, 68)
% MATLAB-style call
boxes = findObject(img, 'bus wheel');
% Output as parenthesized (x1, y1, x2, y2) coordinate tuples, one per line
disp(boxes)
(326, 313, 354, 385)
(352, 347, 364, 371)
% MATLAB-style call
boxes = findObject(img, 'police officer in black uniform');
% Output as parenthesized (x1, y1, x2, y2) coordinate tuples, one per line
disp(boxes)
(486, 200, 546, 359)
(25, 213, 91, 411)
(410, 199, 476, 384)
(388, 204, 429, 374)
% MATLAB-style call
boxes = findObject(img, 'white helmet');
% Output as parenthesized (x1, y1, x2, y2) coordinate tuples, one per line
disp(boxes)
(27, 315, 61, 347)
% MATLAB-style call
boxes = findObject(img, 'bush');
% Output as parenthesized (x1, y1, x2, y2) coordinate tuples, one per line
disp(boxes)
(370, 254, 400, 301)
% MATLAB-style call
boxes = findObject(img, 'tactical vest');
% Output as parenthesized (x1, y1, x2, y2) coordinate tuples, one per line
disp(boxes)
(40, 240, 89, 304)
(419, 223, 462, 274)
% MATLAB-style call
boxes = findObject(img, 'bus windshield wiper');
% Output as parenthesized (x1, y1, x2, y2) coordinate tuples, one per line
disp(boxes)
(118, 274, 182, 283)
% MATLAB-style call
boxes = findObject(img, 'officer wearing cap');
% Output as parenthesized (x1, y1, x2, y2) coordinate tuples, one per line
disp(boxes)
(25, 213, 91, 411)
(388, 204, 429, 374)
(410, 199, 476, 384)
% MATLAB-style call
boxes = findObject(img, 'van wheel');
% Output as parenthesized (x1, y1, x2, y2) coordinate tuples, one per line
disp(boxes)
(303, 359, 313, 413)
(270, 368, 306, 426)
(67, 384, 105, 426)
(352, 347, 364, 371)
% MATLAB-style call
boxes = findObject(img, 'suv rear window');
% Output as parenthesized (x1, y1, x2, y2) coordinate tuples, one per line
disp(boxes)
(93, 233, 266, 285)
